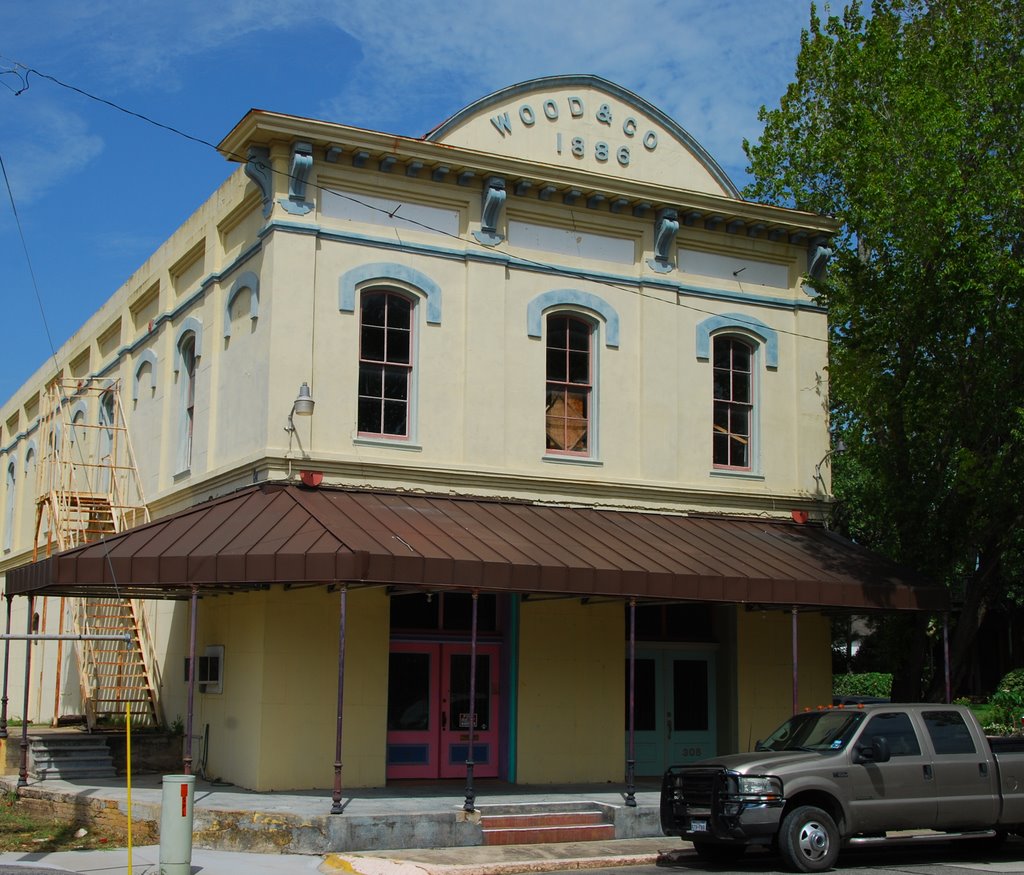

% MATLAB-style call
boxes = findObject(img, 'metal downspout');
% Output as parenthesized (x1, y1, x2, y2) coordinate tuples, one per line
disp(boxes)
(18, 595, 34, 787)
(791, 606, 799, 714)
(625, 598, 637, 807)
(0, 594, 12, 738)
(463, 590, 478, 813)
(183, 586, 198, 775)
(331, 585, 347, 815)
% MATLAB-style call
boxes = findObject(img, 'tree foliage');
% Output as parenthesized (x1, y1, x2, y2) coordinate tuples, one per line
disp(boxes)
(745, 0, 1024, 698)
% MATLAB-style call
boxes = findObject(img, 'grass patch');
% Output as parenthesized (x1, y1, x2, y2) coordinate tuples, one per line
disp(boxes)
(0, 793, 121, 852)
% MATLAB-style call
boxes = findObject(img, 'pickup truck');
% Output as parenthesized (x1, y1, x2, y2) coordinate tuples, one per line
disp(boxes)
(660, 703, 1024, 872)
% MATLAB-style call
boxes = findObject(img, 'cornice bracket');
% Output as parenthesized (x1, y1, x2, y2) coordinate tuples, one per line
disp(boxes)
(245, 146, 273, 218)
(279, 141, 314, 216)
(803, 236, 834, 298)
(647, 208, 679, 273)
(473, 176, 506, 246)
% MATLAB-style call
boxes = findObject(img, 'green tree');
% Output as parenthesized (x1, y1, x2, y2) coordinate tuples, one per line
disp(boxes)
(745, 0, 1024, 699)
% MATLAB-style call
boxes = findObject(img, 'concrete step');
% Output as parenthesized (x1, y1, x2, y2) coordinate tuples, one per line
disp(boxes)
(479, 803, 615, 845)
(28, 734, 116, 781)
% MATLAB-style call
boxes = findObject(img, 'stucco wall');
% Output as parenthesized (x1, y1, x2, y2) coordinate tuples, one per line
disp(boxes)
(734, 608, 832, 748)
(194, 586, 387, 791)
(516, 599, 623, 783)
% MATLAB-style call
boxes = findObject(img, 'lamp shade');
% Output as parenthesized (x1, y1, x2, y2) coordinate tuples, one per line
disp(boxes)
(293, 382, 315, 416)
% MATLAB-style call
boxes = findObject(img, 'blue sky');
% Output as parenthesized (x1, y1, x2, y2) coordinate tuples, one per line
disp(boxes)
(0, 0, 814, 404)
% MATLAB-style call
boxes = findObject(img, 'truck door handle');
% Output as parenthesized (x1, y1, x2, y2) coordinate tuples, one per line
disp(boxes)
(923, 764, 933, 780)
(979, 762, 988, 777)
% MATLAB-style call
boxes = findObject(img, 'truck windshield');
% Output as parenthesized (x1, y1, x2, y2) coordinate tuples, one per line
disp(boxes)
(759, 710, 865, 752)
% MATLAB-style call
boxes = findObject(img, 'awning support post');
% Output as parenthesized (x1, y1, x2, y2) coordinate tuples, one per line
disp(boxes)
(331, 584, 347, 815)
(183, 586, 198, 775)
(791, 606, 799, 714)
(1, 594, 13, 739)
(19, 595, 34, 787)
(943, 612, 951, 704)
(625, 597, 637, 807)
(463, 590, 479, 813)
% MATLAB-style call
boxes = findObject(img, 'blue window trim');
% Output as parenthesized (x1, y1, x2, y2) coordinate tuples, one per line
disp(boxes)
(3, 457, 16, 551)
(695, 313, 778, 369)
(133, 350, 159, 401)
(223, 271, 260, 339)
(526, 289, 619, 348)
(23, 442, 36, 474)
(339, 263, 442, 324)
(174, 317, 203, 373)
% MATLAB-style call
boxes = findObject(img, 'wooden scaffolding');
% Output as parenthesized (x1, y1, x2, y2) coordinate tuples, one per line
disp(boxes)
(33, 378, 160, 729)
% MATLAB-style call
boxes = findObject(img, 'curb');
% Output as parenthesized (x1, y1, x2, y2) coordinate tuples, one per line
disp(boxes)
(321, 851, 663, 875)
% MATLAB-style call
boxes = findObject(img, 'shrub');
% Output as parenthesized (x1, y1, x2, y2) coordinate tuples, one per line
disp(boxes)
(833, 672, 892, 698)
(989, 668, 1024, 728)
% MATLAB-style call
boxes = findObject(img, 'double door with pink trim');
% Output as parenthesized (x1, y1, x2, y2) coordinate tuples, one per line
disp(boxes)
(386, 642, 501, 780)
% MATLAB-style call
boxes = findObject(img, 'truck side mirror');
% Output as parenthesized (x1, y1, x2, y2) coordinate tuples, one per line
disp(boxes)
(854, 736, 891, 764)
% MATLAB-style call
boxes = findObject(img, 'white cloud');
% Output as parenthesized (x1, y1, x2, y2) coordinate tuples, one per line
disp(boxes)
(0, 99, 104, 201)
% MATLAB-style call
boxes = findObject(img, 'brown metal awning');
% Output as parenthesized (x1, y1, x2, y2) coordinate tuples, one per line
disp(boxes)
(4, 482, 947, 611)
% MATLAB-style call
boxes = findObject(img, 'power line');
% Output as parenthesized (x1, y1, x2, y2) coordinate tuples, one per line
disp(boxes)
(1, 56, 832, 348)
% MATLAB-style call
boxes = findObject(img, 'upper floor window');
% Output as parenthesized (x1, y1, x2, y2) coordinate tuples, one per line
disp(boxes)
(178, 333, 197, 470)
(358, 291, 413, 438)
(712, 336, 753, 469)
(3, 460, 16, 552)
(545, 314, 592, 455)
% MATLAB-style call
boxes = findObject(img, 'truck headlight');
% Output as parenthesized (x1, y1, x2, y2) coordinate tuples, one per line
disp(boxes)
(737, 775, 782, 799)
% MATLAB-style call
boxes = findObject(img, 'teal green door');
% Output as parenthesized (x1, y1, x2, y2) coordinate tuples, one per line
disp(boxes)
(628, 650, 716, 776)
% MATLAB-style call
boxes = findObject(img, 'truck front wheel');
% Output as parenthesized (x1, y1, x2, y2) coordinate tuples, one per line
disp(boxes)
(778, 805, 840, 872)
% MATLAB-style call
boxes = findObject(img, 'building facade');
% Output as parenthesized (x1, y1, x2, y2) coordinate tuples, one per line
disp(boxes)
(0, 76, 938, 793)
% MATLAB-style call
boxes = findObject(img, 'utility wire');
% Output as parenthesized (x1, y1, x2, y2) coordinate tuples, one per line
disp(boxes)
(1, 56, 832, 349)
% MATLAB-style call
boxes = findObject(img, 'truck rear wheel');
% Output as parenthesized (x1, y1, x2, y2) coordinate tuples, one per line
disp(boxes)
(778, 805, 840, 872)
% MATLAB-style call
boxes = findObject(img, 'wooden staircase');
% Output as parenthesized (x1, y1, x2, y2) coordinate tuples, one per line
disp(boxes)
(479, 803, 616, 845)
(32, 379, 159, 732)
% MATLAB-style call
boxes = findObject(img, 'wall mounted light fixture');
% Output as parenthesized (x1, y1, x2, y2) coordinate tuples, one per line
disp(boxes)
(813, 438, 847, 489)
(285, 382, 315, 433)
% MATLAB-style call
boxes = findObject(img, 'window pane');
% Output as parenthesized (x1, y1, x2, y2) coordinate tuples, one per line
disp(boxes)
(713, 371, 730, 400)
(730, 436, 748, 467)
(630, 659, 657, 731)
(382, 400, 407, 435)
(363, 295, 387, 327)
(391, 593, 439, 629)
(568, 319, 590, 350)
(713, 340, 730, 369)
(565, 388, 588, 418)
(388, 296, 411, 329)
(388, 327, 410, 364)
(547, 348, 567, 382)
(732, 407, 749, 437)
(568, 351, 589, 384)
(673, 660, 709, 731)
(713, 404, 729, 432)
(388, 652, 431, 731)
(732, 342, 751, 372)
(449, 655, 491, 731)
(359, 365, 383, 398)
(358, 398, 381, 433)
(548, 317, 568, 349)
(713, 432, 729, 466)
(732, 372, 750, 403)
(362, 326, 385, 361)
(861, 713, 922, 757)
(384, 366, 408, 400)
(923, 711, 977, 754)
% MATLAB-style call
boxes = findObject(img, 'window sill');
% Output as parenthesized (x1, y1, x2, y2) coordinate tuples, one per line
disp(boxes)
(709, 468, 764, 481)
(542, 454, 603, 467)
(354, 437, 422, 452)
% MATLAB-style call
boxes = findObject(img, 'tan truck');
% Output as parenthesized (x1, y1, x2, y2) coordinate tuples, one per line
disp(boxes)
(660, 703, 1024, 872)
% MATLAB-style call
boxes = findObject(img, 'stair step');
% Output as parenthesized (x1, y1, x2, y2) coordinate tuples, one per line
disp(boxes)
(482, 824, 616, 845)
(481, 811, 607, 829)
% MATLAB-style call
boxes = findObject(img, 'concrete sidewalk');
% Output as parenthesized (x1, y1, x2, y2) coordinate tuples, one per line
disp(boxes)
(0, 836, 679, 875)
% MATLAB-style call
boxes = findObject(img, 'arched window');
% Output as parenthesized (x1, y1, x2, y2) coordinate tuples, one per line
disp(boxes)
(3, 459, 16, 552)
(712, 336, 754, 469)
(177, 332, 197, 471)
(545, 314, 593, 456)
(358, 291, 413, 438)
